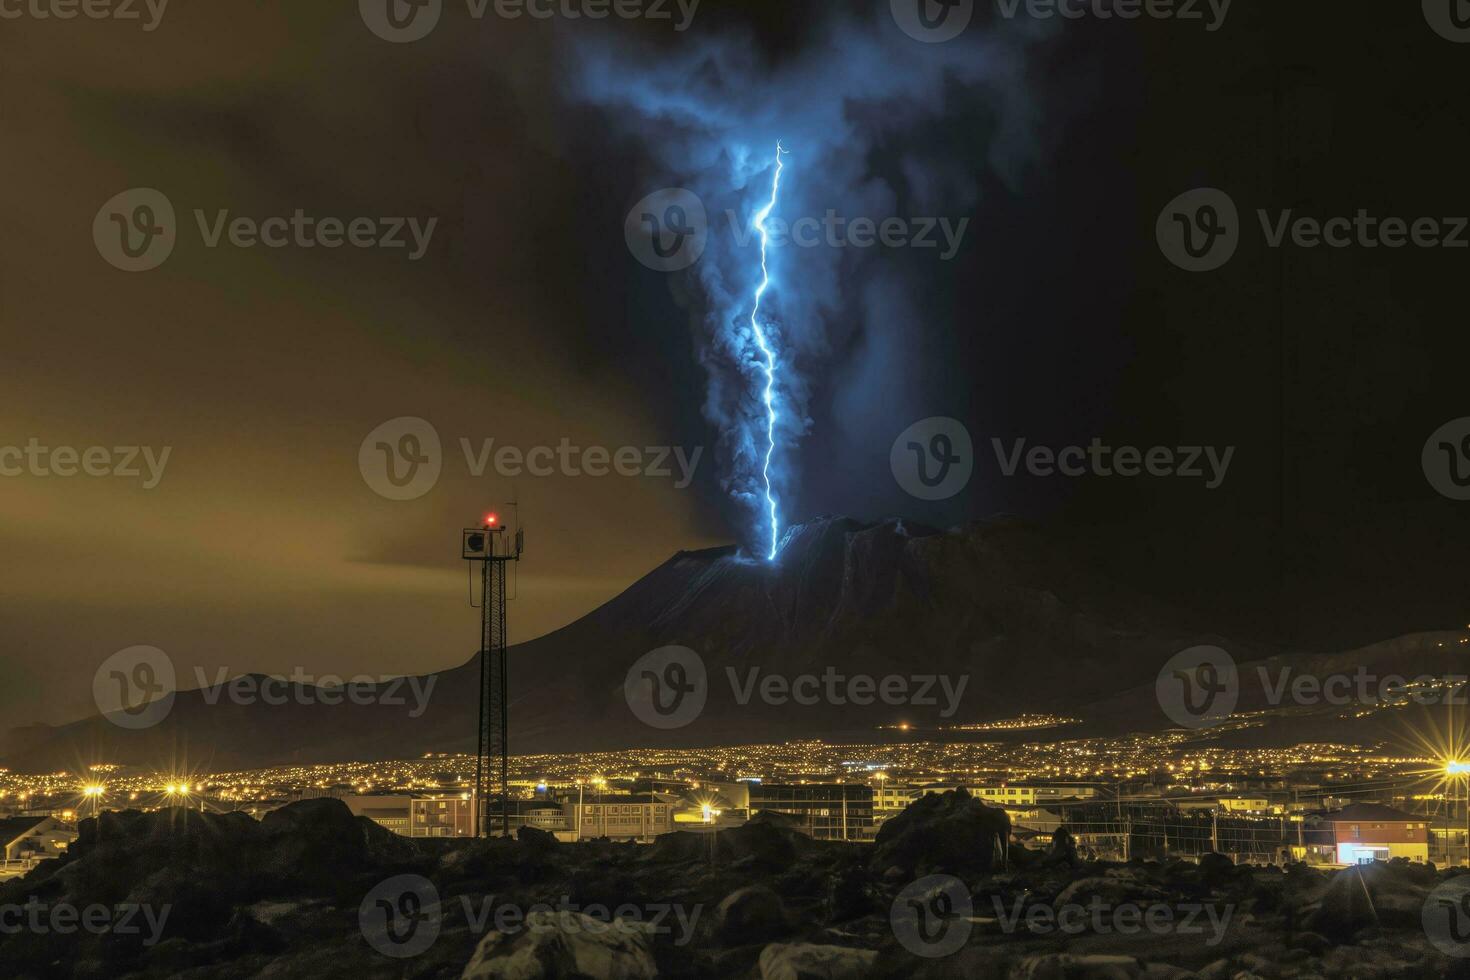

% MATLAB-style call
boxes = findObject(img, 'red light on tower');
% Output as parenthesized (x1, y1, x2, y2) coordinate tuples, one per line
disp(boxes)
(485, 513, 498, 526)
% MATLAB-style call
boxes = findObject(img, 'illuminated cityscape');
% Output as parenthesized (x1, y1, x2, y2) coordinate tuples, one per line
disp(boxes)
(3, 0, 1468, 974)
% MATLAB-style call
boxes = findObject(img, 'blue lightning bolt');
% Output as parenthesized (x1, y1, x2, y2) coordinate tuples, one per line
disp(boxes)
(749, 141, 788, 562)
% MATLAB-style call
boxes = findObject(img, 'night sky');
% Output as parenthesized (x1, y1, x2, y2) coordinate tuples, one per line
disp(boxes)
(3, 0, 1467, 727)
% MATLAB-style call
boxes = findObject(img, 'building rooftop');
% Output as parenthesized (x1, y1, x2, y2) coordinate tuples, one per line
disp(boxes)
(0, 816, 49, 846)
(1322, 803, 1422, 823)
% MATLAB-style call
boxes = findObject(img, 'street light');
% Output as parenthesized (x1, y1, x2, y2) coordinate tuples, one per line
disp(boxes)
(1447, 761, 1470, 866)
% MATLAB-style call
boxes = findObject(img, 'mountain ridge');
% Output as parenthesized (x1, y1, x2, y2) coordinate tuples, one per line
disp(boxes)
(1, 515, 1283, 771)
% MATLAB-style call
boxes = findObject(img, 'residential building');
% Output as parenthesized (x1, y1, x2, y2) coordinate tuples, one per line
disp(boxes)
(974, 784, 1100, 806)
(0, 816, 75, 869)
(872, 783, 925, 821)
(342, 794, 412, 835)
(343, 793, 477, 837)
(411, 794, 476, 838)
(561, 795, 674, 841)
(747, 784, 873, 840)
(1323, 803, 1430, 863)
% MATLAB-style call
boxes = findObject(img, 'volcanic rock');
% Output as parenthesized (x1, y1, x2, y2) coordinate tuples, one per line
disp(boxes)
(758, 942, 877, 979)
(870, 789, 1009, 876)
(460, 910, 658, 979)
(714, 884, 789, 945)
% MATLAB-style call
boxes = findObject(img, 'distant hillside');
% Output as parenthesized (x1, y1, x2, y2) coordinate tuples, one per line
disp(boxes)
(0, 515, 1291, 771)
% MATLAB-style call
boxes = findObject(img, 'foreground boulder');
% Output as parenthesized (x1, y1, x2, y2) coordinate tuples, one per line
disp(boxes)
(461, 910, 658, 979)
(1008, 953, 1152, 979)
(759, 942, 876, 979)
(645, 820, 815, 869)
(870, 788, 1009, 877)
(714, 884, 789, 945)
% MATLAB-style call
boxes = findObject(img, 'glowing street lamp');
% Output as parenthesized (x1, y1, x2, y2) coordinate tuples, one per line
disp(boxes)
(82, 784, 104, 817)
(1447, 761, 1470, 866)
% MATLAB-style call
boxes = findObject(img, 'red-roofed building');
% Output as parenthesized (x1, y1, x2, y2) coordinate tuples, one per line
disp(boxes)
(1322, 803, 1429, 864)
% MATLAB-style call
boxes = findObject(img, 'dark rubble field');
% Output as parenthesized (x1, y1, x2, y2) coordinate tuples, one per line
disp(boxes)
(0, 790, 1462, 979)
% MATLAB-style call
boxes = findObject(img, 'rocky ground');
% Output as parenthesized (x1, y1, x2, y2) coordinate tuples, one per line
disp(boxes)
(0, 790, 1466, 978)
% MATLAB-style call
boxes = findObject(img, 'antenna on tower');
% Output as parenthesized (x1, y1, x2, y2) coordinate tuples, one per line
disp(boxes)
(461, 507, 525, 837)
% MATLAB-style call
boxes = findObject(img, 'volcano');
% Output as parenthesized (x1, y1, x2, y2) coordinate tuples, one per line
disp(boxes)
(4, 514, 1407, 772)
